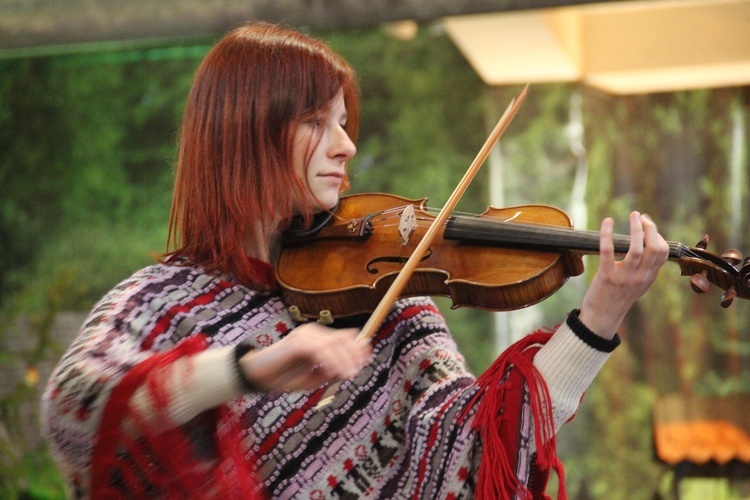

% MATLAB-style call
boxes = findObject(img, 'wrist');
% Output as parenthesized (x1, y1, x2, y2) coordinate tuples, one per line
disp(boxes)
(233, 343, 262, 392)
(577, 299, 625, 339)
(568, 309, 621, 352)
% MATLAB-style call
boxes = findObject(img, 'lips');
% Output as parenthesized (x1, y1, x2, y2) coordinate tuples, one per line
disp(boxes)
(318, 171, 344, 182)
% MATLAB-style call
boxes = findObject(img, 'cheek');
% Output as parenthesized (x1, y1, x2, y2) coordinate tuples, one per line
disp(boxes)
(292, 155, 306, 182)
(291, 139, 310, 179)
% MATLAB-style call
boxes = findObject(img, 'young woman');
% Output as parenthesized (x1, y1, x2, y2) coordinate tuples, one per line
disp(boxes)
(41, 22, 669, 499)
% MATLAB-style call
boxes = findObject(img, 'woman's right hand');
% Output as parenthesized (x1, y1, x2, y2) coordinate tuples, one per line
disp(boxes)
(238, 322, 372, 392)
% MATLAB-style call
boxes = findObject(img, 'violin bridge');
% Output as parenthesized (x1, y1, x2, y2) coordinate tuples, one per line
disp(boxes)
(398, 204, 417, 246)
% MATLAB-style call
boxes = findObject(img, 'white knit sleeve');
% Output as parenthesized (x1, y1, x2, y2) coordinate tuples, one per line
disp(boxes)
(533, 312, 620, 433)
(128, 346, 245, 428)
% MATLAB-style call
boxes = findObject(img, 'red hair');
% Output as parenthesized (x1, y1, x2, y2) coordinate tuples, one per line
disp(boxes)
(165, 22, 360, 288)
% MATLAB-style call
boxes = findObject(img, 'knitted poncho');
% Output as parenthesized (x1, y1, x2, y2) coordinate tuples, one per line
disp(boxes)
(41, 261, 617, 499)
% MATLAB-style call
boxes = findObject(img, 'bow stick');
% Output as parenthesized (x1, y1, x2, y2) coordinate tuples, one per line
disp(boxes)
(316, 84, 529, 408)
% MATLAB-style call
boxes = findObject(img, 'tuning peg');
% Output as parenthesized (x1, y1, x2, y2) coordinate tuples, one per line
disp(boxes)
(721, 286, 737, 308)
(741, 257, 750, 286)
(691, 271, 710, 294)
(720, 249, 743, 266)
(696, 235, 710, 249)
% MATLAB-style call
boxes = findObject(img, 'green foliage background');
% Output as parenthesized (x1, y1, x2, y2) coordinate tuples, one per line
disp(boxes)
(1, 22, 748, 499)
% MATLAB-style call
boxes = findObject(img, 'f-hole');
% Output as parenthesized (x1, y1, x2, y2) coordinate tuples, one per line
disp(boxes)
(366, 248, 433, 274)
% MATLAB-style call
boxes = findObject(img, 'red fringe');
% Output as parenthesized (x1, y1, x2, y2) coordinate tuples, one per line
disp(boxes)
(463, 330, 566, 500)
(90, 335, 264, 499)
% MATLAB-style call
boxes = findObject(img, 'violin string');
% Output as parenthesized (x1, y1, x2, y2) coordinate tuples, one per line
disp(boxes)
(678, 244, 700, 260)
(363, 205, 714, 264)
(368, 205, 604, 247)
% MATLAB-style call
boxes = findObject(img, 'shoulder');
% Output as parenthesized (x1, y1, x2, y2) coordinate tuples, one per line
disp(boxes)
(83, 263, 234, 337)
(91, 263, 202, 315)
(74, 262, 304, 355)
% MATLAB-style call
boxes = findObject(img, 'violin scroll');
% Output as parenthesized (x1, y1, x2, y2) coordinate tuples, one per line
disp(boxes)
(681, 235, 750, 308)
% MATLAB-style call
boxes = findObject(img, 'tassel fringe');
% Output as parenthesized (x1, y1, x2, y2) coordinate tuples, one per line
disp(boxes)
(463, 330, 567, 500)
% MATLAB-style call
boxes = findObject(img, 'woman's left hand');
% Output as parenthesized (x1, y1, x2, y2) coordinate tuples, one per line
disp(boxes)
(579, 211, 670, 338)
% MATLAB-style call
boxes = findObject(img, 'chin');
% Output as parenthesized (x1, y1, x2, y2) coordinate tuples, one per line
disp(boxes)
(314, 194, 341, 212)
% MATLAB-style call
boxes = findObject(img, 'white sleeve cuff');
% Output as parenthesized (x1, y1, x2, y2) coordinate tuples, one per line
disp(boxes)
(533, 320, 615, 432)
(129, 345, 243, 428)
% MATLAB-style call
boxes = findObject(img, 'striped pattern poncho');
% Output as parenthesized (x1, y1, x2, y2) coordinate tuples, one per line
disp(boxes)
(41, 261, 576, 499)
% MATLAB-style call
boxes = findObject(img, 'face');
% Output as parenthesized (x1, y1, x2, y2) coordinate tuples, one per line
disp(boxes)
(292, 90, 357, 212)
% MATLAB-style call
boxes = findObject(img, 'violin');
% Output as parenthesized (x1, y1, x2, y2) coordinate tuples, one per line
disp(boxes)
(276, 192, 750, 323)
(279, 86, 747, 408)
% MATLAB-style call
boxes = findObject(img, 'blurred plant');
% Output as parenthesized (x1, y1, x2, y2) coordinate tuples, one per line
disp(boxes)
(0, 274, 75, 499)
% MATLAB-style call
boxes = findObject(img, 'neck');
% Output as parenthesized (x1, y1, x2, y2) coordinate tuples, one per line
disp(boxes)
(245, 218, 282, 264)
(443, 214, 684, 259)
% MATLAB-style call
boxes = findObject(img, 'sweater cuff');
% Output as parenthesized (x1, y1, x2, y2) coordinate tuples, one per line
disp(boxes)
(532, 316, 618, 432)
(171, 346, 244, 417)
(129, 346, 243, 428)
(233, 343, 261, 392)
(566, 309, 621, 353)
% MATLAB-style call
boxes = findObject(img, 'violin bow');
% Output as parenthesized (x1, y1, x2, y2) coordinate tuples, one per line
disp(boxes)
(316, 84, 529, 407)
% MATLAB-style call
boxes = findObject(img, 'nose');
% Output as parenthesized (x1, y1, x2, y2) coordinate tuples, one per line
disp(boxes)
(330, 126, 357, 161)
